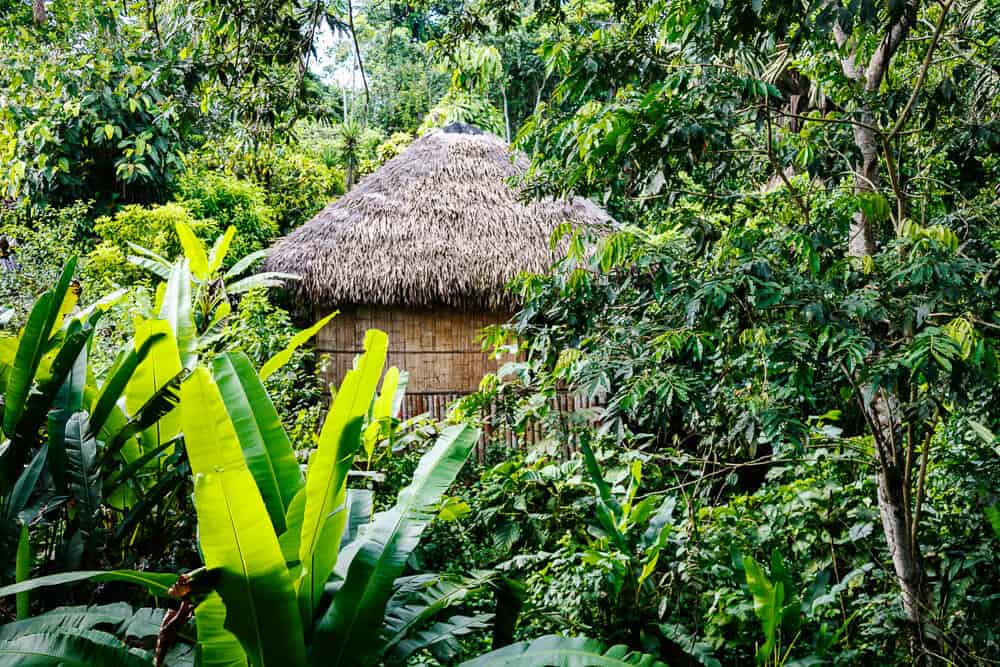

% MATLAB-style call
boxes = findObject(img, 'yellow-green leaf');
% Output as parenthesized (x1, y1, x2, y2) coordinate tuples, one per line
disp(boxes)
(175, 220, 210, 280)
(259, 311, 338, 381)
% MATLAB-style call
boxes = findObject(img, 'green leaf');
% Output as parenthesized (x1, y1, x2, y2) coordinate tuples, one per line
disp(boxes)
(123, 319, 182, 450)
(297, 329, 387, 626)
(383, 571, 496, 661)
(0, 629, 151, 666)
(392, 613, 494, 663)
(65, 413, 101, 553)
(209, 227, 237, 275)
(259, 311, 338, 382)
(212, 352, 303, 534)
(459, 635, 667, 666)
(176, 219, 210, 280)
(195, 593, 249, 667)
(15, 522, 30, 619)
(158, 260, 197, 368)
(3, 259, 76, 441)
(183, 368, 306, 667)
(311, 423, 479, 666)
(743, 555, 784, 664)
(226, 273, 297, 295)
(578, 437, 627, 551)
(89, 334, 163, 437)
(1, 445, 48, 524)
(363, 366, 400, 461)
(46, 330, 90, 491)
(0, 603, 163, 642)
(223, 249, 269, 280)
(0, 570, 178, 599)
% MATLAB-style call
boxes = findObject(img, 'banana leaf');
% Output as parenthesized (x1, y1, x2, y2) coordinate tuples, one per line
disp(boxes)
(258, 311, 337, 382)
(65, 413, 101, 555)
(212, 352, 302, 534)
(124, 319, 183, 453)
(310, 423, 479, 666)
(3, 258, 76, 441)
(195, 593, 249, 667)
(89, 334, 163, 437)
(208, 227, 237, 275)
(1, 444, 48, 523)
(175, 220, 210, 280)
(183, 368, 306, 667)
(382, 571, 496, 661)
(297, 329, 387, 627)
(0, 628, 152, 666)
(0, 603, 164, 642)
(392, 613, 494, 664)
(158, 260, 197, 368)
(459, 635, 668, 667)
(15, 522, 29, 619)
(0, 570, 178, 599)
(46, 337, 89, 494)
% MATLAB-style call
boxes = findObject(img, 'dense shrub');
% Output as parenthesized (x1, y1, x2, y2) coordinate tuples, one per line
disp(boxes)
(0, 201, 89, 320)
(375, 131, 414, 164)
(85, 202, 217, 287)
(258, 150, 343, 233)
(176, 170, 278, 260)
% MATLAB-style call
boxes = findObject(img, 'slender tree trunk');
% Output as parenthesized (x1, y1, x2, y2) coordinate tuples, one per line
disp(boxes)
(836, 2, 930, 656)
(501, 86, 511, 143)
(32, 0, 46, 25)
(849, 114, 879, 256)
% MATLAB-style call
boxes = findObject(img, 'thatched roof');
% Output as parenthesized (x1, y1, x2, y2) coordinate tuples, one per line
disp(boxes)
(264, 123, 612, 310)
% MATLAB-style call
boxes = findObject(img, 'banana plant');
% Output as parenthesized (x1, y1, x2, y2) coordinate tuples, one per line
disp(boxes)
(129, 221, 297, 350)
(182, 329, 488, 666)
(0, 572, 187, 665)
(0, 259, 197, 579)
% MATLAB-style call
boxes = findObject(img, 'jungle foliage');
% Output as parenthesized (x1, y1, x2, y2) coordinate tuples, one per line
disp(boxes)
(1, 0, 999, 665)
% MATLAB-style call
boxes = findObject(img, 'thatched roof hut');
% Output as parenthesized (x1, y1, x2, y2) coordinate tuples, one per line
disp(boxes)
(265, 123, 612, 417)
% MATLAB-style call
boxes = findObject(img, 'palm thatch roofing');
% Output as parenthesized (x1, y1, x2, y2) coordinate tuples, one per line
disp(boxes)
(265, 123, 613, 310)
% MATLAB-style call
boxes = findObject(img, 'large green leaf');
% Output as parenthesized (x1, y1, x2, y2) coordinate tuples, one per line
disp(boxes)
(743, 555, 783, 665)
(124, 319, 183, 451)
(89, 334, 163, 437)
(394, 613, 494, 664)
(383, 571, 496, 662)
(45, 332, 90, 493)
(311, 423, 479, 666)
(0, 628, 151, 666)
(258, 311, 337, 382)
(2, 259, 76, 442)
(15, 522, 30, 619)
(1, 445, 48, 523)
(183, 368, 306, 667)
(195, 593, 249, 667)
(211, 352, 303, 534)
(0, 570, 178, 599)
(208, 227, 237, 276)
(158, 260, 197, 368)
(459, 635, 667, 667)
(0, 603, 164, 642)
(64, 412, 101, 554)
(578, 437, 627, 551)
(176, 219, 210, 280)
(104, 369, 187, 466)
(297, 329, 387, 626)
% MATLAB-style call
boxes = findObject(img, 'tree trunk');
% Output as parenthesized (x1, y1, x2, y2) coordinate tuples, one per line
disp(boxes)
(836, 1, 929, 656)
(32, 0, 46, 25)
(849, 114, 879, 256)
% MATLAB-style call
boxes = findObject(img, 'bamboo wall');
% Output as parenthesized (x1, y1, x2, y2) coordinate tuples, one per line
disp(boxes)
(315, 304, 514, 394)
(315, 304, 603, 461)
